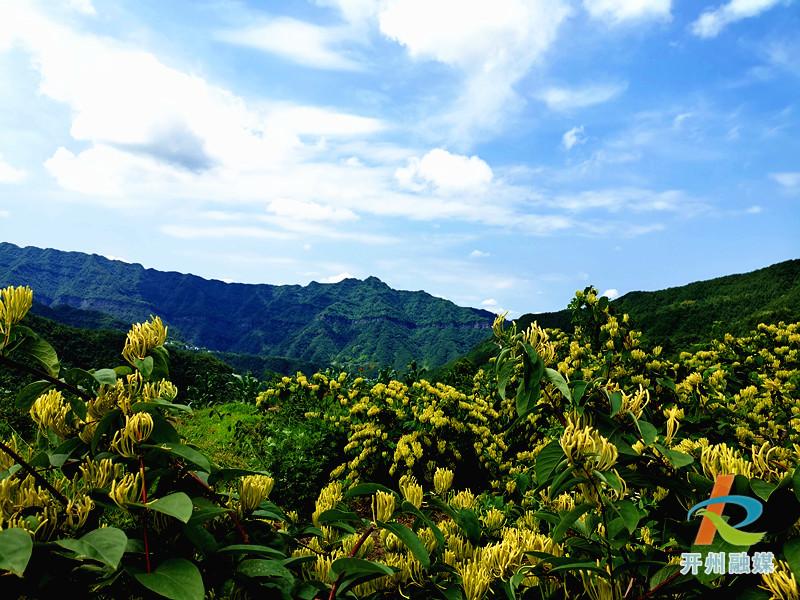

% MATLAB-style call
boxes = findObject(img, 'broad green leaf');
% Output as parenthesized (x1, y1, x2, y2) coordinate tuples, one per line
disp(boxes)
(13, 327, 60, 377)
(317, 508, 361, 525)
(217, 545, 285, 559)
(379, 521, 430, 568)
(134, 356, 154, 379)
(750, 478, 777, 502)
(636, 420, 657, 446)
(344, 483, 396, 498)
(15, 380, 52, 410)
(649, 564, 682, 591)
(784, 538, 800, 581)
(613, 500, 640, 533)
(55, 527, 127, 570)
(93, 368, 118, 385)
(609, 391, 622, 416)
(571, 380, 589, 405)
(134, 558, 204, 600)
(552, 503, 594, 542)
(0, 528, 33, 577)
(150, 346, 170, 381)
(147, 493, 193, 523)
(544, 368, 571, 403)
(237, 558, 294, 582)
(535, 440, 565, 486)
(330, 557, 395, 578)
(455, 509, 482, 545)
(142, 443, 211, 473)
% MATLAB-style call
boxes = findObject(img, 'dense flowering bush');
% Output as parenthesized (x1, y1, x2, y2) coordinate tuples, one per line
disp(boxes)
(2, 283, 800, 599)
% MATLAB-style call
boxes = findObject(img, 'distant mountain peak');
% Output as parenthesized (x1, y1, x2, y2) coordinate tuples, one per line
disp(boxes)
(0, 242, 494, 371)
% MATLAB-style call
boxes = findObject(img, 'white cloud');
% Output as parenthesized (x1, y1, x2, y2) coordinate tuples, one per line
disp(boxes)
(601, 288, 620, 299)
(395, 148, 493, 192)
(481, 298, 498, 306)
(745, 205, 763, 213)
(771, 172, 800, 188)
(0, 155, 26, 183)
(378, 0, 571, 141)
(267, 198, 358, 222)
(217, 18, 361, 71)
(67, 0, 96, 15)
(469, 249, 490, 258)
(535, 83, 627, 111)
(562, 125, 586, 150)
(161, 225, 294, 240)
(584, 0, 671, 23)
(321, 272, 354, 283)
(691, 0, 784, 38)
(553, 187, 703, 214)
(0, 210, 9, 218)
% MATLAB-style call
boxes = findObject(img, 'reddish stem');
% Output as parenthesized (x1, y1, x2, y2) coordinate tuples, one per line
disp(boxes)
(139, 456, 152, 574)
(328, 525, 375, 600)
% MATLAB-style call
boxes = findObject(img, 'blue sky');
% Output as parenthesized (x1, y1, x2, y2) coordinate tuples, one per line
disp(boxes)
(0, 0, 798, 316)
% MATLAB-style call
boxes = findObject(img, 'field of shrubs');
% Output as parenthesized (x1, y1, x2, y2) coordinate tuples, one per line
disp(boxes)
(1, 283, 800, 599)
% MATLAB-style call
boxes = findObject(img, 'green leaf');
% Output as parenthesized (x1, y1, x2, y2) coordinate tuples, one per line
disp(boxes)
(13, 327, 60, 377)
(552, 503, 594, 542)
(495, 348, 514, 401)
(784, 538, 800, 581)
(134, 356, 154, 379)
(316, 509, 361, 525)
(217, 545, 285, 559)
(55, 527, 127, 570)
(93, 368, 118, 386)
(380, 521, 430, 568)
(237, 558, 294, 582)
(147, 493, 194, 523)
(636, 420, 657, 445)
(344, 483, 396, 498)
(134, 558, 204, 600)
(330, 557, 395, 578)
(571, 381, 589, 405)
(67, 395, 88, 421)
(142, 443, 211, 473)
(649, 564, 682, 591)
(0, 528, 33, 577)
(544, 368, 571, 403)
(15, 380, 52, 410)
(455, 509, 482, 545)
(793, 466, 800, 504)
(150, 346, 170, 381)
(609, 391, 622, 416)
(535, 441, 565, 486)
(750, 478, 777, 502)
(612, 500, 640, 534)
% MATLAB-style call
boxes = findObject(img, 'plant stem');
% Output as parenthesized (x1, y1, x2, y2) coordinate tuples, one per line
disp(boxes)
(0, 440, 69, 507)
(139, 456, 152, 574)
(328, 524, 375, 600)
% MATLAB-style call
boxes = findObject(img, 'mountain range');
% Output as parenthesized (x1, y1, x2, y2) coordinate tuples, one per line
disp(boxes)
(0, 242, 494, 371)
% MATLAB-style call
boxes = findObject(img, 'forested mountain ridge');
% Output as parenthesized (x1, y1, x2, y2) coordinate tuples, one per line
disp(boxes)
(0, 242, 495, 370)
(519, 258, 800, 350)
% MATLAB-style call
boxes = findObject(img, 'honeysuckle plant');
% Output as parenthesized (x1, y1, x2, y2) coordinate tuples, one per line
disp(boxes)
(3, 283, 800, 599)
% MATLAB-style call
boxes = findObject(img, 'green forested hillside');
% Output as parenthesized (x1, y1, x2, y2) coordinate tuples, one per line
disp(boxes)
(0, 242, 494, 370)
(436, 259, 800, 380)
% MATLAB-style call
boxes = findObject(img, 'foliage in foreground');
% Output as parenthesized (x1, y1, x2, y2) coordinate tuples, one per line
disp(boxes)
(1, 284, 800, 599)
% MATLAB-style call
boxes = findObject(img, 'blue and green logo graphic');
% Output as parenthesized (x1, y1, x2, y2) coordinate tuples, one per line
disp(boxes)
(687, 474, 765, 546)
